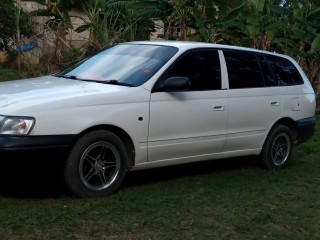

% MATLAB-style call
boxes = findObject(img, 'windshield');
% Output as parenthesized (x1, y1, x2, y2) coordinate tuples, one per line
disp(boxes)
(56, 44, 179, 86)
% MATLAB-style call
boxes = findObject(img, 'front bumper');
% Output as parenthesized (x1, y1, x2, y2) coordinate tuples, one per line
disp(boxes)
(296, 116, 316, 144)
(0, 135, 76, 158)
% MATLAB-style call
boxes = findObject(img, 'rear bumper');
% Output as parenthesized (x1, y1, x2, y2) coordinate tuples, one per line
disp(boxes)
(0, 135, 76, 158)
(295, 116, 316, 144)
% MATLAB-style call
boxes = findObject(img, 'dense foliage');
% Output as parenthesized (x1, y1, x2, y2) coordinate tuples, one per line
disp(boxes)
(0, 0, 32, 52)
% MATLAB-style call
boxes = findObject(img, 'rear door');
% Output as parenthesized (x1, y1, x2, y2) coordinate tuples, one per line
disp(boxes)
(222, 50, 282, 152)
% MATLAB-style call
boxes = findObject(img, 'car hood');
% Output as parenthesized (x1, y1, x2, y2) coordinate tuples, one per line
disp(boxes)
(0, 76, 147, 115)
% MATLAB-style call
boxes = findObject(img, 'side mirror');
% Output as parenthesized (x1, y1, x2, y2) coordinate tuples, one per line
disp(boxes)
(163, 77, 190, 92)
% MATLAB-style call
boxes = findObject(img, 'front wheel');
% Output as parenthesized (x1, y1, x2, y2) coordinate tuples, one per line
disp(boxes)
(259, 125, 293, 170)
(64, 130, 128, 197)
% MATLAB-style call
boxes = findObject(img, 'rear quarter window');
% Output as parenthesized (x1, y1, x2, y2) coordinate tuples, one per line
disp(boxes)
(266, 55, 304, 86)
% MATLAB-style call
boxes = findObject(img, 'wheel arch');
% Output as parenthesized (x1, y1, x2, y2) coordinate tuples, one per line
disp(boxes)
(272, 117, 298, 141)
(72, 125, 135, 170)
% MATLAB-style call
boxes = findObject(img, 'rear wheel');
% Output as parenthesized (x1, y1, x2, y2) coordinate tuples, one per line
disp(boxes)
(259, 125, 293, 170)
(64, 130, 127, 197)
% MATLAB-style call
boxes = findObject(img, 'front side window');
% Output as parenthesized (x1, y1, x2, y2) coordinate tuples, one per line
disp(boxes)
(224, 51, 265, 89)
(56, 44, 179, 87)
(161, 50, 221, 91)
(266, 55, 304, 86)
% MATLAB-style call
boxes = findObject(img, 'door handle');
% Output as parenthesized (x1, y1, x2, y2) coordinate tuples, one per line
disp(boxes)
(213, 106, 225, 111)
(270, 101, 279, 106)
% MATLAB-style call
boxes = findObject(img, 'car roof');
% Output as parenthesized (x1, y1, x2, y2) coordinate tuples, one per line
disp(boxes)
(125, 40, 247, 50)
(123, 40, 290, 60)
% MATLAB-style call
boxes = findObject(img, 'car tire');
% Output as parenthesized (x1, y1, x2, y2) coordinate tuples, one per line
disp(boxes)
(64, 130, 128, 197)
(259, 125, 293, 170)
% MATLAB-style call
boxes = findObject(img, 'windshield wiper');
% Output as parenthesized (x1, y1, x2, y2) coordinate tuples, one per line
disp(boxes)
(55, 75, 134, 87)
(54, 74, 78, 79)
(101, 80, 134, 87)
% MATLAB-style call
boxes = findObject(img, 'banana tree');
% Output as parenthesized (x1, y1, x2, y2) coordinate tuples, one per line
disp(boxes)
(241, 0, 266, 48)
(263, 0, 320, 103)
(76, 0, 151, 48)
(183, 0, 271, 46)
(190, 0, 246, 44)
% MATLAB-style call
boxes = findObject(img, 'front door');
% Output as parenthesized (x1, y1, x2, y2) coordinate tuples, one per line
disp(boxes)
(148, 49, 228, 162)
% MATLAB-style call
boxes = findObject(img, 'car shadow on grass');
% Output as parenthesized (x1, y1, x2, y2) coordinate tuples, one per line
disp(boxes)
(0, 155, 67, 199)
(0, 156, 258, 199)
(123, 156, 258, 189)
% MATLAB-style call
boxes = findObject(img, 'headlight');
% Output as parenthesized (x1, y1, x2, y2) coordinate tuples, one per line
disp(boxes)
(0, 116, 35, 135)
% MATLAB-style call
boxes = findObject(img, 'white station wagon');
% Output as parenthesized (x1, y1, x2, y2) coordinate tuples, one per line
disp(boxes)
(0, 41, 316, 197)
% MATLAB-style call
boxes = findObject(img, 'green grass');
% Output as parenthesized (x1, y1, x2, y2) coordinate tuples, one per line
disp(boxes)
(0, 118, 319, 239)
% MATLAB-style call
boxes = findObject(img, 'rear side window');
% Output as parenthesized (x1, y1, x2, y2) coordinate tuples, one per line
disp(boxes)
(224, 51, 265, 89)
(256, 54, 277, 87)
(266, 55, 304, 86)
